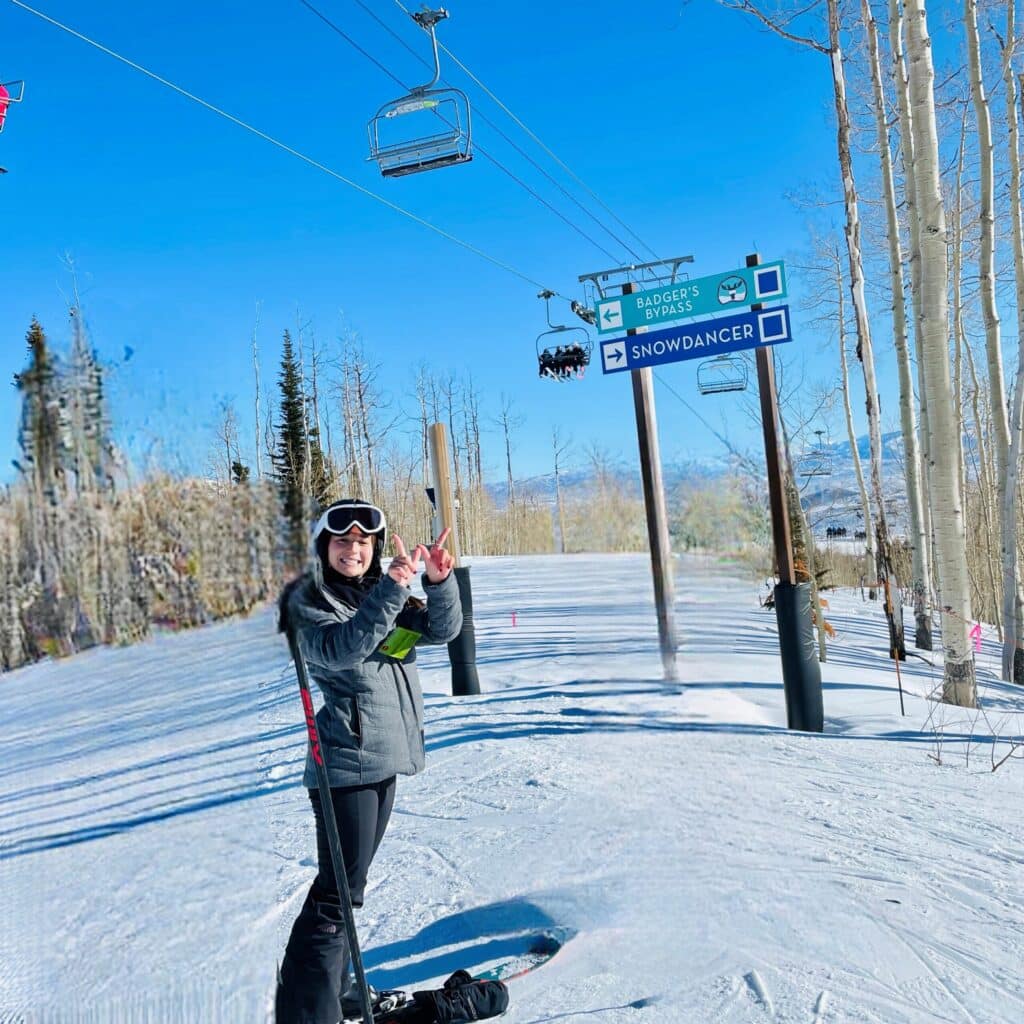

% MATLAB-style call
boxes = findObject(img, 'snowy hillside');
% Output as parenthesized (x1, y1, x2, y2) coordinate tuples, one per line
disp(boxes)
(2, 554, 1023, 1023)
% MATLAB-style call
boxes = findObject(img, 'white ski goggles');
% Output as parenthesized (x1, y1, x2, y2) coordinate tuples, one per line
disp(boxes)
(313, 502, 387, 539)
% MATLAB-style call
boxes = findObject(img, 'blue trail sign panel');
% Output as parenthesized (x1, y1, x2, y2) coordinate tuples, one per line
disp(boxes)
(595, 260, 787, 334)
(600, 305, 792, 375)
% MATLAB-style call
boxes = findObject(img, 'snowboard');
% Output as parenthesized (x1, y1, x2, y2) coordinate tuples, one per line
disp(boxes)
(472, 927, 570, 982)
(345, 927, 572, 1023)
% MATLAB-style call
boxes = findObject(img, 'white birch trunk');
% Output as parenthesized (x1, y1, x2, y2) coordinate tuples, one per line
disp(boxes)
(838, 271, 875, 585)
(890, 0, 936, 596)
(252, 304, 262, 480)
(863, 0, 931, 647)
(999, 4, 1024, 682)
(964, 337, 1004, 637)
(828, 0, 903, 655)
(905, 0, 977, 706)
(965, 0, 1010, 472)
(952, 113, 969, 513)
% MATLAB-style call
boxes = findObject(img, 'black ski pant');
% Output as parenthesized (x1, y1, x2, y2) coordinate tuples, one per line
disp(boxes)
(276, 777, 397, 1024)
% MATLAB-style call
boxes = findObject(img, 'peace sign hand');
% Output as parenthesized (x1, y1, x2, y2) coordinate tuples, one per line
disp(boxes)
(413, 528, 454, 584)
(388, 535, 423, 588)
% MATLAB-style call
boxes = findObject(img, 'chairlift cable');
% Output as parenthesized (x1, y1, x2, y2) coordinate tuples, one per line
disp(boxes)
(392, 0, 663, 264)
(296, 0, 623, 264)
(348, 0, 649, 265)
(11, 0, 570, 298)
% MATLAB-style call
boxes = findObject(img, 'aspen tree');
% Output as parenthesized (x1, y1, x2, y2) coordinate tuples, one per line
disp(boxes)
(722, 0, 903, 654)
(252, 303, 262, 480)
(966, 0, 1010, 470)
(833, 246, 875, 580)
(997, 3, 1024, 682)
(552, 426, 571, 554)
(905, 0, 977, 705)
(863, 0, 932, 647)
(890, 0, 935, 572)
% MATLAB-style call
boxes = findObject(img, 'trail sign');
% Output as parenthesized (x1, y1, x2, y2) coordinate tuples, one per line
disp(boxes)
(595, 260, 786, 334)
(600, 305, 792, 375)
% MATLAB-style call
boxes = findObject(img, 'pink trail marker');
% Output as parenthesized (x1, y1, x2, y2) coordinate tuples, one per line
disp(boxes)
(970, 623, 982, 653)
(511, 611, 517, 627)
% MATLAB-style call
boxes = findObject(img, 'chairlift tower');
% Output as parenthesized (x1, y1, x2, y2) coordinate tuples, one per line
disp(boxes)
(367, 8, 473, 178)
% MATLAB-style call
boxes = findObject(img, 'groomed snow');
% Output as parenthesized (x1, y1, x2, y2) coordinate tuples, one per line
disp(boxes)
(2, 553, 1023, 1023)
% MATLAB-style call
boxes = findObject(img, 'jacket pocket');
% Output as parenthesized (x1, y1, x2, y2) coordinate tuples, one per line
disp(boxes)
(351, 697, 363, 748)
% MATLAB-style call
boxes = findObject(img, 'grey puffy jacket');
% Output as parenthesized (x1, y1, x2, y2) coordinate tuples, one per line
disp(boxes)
(285, 571, 463, 788)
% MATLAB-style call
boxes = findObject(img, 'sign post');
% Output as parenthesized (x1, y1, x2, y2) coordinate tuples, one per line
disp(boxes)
(429, 423, 480, 696)
(747, 254, 822, 733)
(589, 252, 822, 730)
(625, 282, 679, 682)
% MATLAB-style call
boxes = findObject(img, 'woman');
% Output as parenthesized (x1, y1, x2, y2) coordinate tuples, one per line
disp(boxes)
(276, 499, 462, 1024)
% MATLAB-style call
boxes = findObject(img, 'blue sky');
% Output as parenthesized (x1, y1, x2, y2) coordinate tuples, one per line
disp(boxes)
(1, 0, 928, 485)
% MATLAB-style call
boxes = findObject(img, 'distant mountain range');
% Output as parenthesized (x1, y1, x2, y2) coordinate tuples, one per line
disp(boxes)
(496, 431, 913, 539)
(491, 456, 730, 506)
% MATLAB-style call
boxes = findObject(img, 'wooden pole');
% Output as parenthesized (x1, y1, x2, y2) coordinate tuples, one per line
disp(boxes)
(429, 421, 479, 695)
(625, 282, 679, 681)
(428, 422, 461, 567)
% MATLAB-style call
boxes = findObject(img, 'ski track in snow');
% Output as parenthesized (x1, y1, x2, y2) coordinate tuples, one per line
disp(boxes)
(2, 553, 1023, 1022)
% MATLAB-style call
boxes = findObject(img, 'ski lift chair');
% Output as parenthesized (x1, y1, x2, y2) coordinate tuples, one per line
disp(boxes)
(535, 290, 592, 381)
(0, 79, 25, 133)
(697, 354, 748, 395)
(799, 429, 833, 477)
(798, 450, 833, 477)
(367, 10, 473, 178)
(536, 327, 593, 381)
(0, 79, 25, 175)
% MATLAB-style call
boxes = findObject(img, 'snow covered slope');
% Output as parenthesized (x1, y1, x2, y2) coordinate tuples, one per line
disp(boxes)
(2, 554, 1022, 1022)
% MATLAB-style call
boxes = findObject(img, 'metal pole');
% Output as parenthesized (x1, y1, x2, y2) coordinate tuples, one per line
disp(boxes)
(749, 253, 823, 732)
(755, 341, 795, 586)
(285, 631, 375, 1024)
(625, 282, 679, 681)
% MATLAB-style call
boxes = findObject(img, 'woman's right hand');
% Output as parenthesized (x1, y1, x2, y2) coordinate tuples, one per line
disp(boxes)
(387, 535, 422, 588)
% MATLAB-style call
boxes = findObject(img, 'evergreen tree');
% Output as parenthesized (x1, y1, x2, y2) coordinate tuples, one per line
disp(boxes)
(13, 318, 66, 507)
(66, 309, 112, 494)
(272, 331, 308, 566)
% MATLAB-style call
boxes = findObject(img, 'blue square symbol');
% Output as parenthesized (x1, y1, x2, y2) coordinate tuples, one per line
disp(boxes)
(754, 266, 783, 298)
(758, 309, 788, 343)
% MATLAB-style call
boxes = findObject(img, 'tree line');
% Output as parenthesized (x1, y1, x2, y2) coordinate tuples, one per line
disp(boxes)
(3, 308, 689, 672)
(718, 0, 1024, 706)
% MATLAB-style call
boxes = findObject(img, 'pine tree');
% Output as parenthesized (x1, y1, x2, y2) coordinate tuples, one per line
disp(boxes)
(14, 319, 66, 509)
(273, 330, 309, 567)
(12, 318, 78, 656)
(66, 309, 112, 494)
